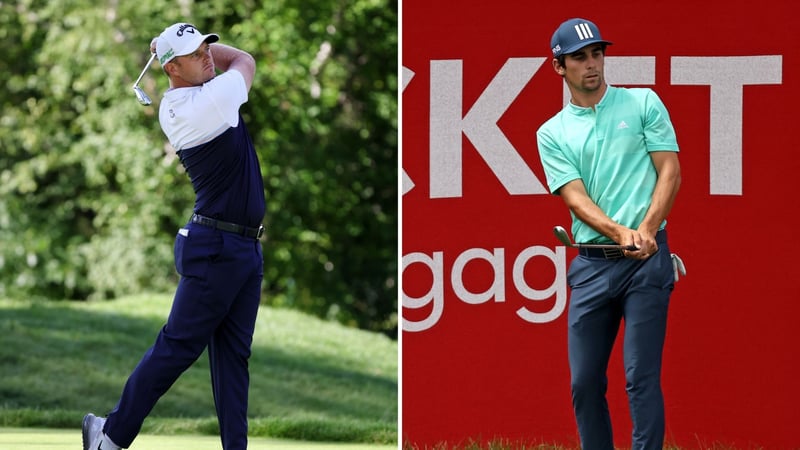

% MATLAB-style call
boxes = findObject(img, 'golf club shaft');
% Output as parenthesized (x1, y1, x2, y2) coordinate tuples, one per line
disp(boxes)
(553, 225, 637, 250)
(574, 243, 638, 250)
(133, 53, 156, 87)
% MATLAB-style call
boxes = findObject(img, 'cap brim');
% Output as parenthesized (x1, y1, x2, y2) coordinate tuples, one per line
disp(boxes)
(562, 39, 612, 55)
(176, 33, 220, 57)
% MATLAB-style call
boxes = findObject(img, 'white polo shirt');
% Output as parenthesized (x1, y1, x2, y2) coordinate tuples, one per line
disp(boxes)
(158, 70, 248, 151)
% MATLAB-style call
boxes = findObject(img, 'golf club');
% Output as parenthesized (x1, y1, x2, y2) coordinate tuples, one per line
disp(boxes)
(553, 225, 637, 250)
(133, 53, 156, 106)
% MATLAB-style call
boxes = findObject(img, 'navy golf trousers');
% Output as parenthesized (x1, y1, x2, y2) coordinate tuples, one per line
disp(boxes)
(567, 230, 673, 450)
(104, 222, 263, 450)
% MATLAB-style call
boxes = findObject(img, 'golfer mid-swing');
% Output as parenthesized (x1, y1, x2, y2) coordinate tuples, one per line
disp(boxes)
(82, 22, 265, 450)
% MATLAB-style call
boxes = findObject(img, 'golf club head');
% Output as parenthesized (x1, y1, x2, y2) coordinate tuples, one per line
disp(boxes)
(553, 226, 575, 247)
(133, 86, 152, 106)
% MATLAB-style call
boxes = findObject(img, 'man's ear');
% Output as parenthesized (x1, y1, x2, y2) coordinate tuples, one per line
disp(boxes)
(552, 58, 565, 75)
(164, 61, 178, 76)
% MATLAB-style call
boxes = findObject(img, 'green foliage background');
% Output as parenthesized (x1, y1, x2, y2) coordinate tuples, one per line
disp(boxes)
(0, 0, 398, 334)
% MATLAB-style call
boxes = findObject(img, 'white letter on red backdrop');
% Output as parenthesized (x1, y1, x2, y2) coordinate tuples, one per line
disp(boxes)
(451, 248, 506, 304)
(671, 56, 782, 196)
(513, 246, 567, 323)
(402, 252, 445, 332)
(402, 67, 416, 195)
(429, 58, 548, 198)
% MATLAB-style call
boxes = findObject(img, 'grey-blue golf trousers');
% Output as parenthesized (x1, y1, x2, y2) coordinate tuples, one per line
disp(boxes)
(567, 229, 673, 450)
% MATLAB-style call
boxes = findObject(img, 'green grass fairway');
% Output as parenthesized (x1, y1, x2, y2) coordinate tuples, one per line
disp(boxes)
(0, 295, 397, 444)
(0, 427, 396, 449)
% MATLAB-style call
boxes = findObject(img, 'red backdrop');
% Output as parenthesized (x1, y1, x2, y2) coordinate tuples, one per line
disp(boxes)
(401, 0, 799, 448)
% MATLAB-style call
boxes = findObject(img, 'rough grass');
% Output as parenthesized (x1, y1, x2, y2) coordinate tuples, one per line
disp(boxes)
(0, 294, 397, 444)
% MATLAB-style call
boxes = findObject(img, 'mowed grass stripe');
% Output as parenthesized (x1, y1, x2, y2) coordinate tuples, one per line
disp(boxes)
(0, 427, 396, 449)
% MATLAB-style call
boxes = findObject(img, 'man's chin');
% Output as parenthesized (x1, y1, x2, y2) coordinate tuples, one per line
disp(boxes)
(583, 79, 603, 90)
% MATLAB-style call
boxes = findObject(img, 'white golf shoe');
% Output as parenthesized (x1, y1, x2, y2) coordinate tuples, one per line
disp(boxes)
(82, 413, 104, 449)
(81, 413, 121, 450)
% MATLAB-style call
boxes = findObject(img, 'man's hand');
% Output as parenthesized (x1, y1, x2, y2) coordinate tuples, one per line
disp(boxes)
(620, 228, 658, 260)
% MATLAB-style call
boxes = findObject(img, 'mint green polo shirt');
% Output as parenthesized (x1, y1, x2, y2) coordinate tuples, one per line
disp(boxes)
(536, 86, 679, 244)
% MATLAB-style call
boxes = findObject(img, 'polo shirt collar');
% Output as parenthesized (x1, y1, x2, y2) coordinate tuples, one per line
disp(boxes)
(566, 85, 613, 115)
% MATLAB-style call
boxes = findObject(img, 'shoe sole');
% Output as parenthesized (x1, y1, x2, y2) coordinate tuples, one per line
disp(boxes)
(81, 413, 92, 450)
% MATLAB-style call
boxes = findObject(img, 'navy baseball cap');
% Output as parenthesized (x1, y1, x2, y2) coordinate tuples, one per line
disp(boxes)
(550, 18, 612, 57)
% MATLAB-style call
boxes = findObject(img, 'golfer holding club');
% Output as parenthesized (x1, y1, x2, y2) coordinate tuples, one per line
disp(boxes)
(536, 18, 681, 450)
(82, 22, 264, 450)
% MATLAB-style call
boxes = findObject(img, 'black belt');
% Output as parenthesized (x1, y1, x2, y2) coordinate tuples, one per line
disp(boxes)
(579, 229, 668, 260)
(191, 213, 264, 240)
(579, 247, 626, 259)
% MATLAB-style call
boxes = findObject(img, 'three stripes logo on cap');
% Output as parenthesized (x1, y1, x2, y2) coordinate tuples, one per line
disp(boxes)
(574, 22, 594, 40)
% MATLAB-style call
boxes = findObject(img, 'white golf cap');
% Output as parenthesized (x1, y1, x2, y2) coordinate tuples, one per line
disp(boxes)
(156, 23, 219, 66)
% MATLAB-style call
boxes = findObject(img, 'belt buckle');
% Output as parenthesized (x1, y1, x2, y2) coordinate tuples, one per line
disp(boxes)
(602, 248, 624, 259)
(256, 225, 265, 239)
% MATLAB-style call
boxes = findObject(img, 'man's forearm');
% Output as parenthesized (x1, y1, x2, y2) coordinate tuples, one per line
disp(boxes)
(211, 43, 252, 72)
(560, 179, 630, 244)
(638, 153, 681, 237)
(210, 43, 256, 91)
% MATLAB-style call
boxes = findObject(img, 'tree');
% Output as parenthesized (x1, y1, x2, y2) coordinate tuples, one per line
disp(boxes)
(0, 0, 398, 334)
